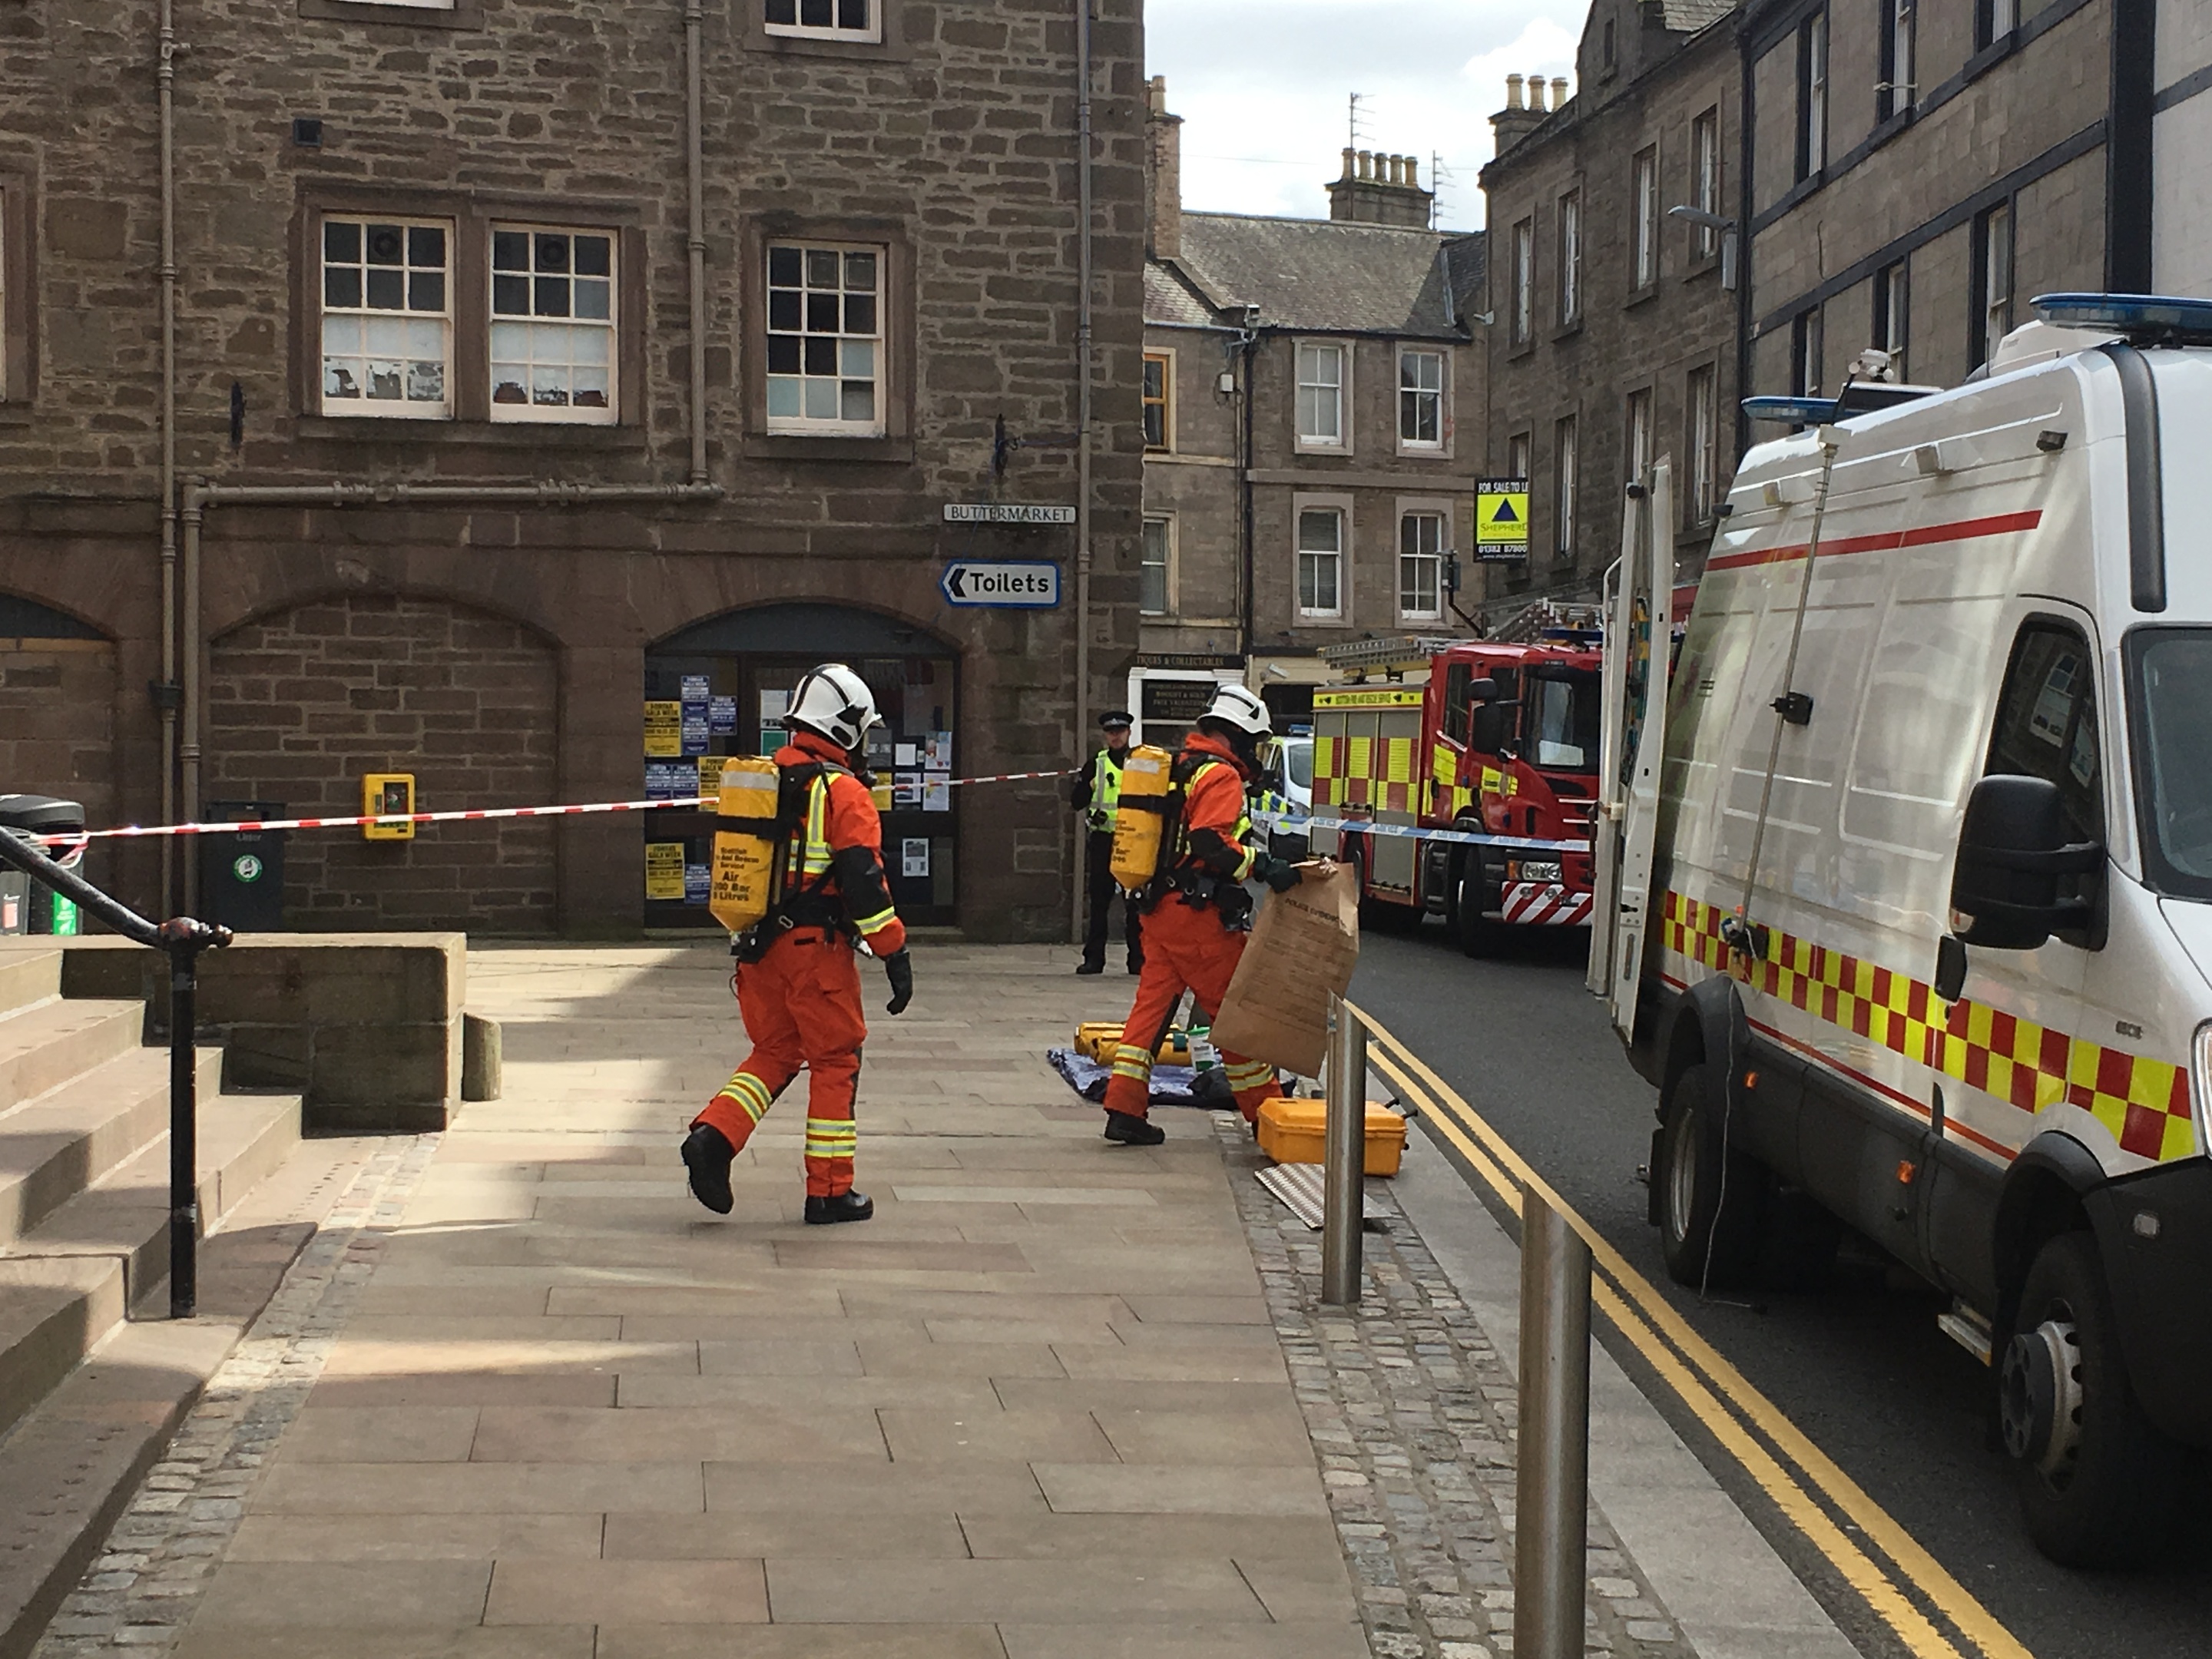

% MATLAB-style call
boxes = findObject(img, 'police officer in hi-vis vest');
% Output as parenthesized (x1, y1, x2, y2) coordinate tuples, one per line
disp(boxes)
(1068, 709, 1144, 975)
(682, 664, 913, 1225)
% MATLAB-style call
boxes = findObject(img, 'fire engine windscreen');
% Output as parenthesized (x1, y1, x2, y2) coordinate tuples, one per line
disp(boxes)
(1527, 671, 1602, 770)
(2131, 629, 2212, 896)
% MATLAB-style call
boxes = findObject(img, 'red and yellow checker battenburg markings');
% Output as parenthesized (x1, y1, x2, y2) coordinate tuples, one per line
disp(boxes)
(1662, 890, 2197, 1164)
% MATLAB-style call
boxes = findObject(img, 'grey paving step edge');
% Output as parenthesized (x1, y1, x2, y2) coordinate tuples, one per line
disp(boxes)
(0, 1093, 303, 1445)
(0, 1048, 225, 1251)
(0, 1005, 147, 1122)
(0, 952, 61, 1021)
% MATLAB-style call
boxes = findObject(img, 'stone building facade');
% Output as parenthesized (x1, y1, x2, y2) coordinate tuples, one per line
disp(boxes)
(1479, 1, 1743, 623)
(1139, 81, 1484, 733)
(2154, 0, 2212, 293)
(0, 0, 1145, 939)
(1740, 0, 2147, 402)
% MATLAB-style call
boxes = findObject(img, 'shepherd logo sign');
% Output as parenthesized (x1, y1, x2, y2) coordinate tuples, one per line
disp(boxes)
(1477, 478, 1531, 561)
(939, 561, 1061, 608)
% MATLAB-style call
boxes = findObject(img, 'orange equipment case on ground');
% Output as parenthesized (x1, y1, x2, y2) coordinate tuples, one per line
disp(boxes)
(1256, 1096, 1407, 1177)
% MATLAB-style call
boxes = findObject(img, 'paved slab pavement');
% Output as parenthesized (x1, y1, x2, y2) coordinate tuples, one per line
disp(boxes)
(29, 941, 1861, 1659)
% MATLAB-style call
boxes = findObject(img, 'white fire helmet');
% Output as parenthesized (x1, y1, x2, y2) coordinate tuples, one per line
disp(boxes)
(1200, 681, 1272, 737)
(786, 663, 882, 752)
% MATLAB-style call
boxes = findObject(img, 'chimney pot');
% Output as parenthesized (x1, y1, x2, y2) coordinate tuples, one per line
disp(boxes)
(1358, 149, 1373, 180)
(1340, 146, 1356, 180)
(1551, 77, 1570, 108)
(1406, 156, 1419, 189)
(1148, 74, 1167, 115)
(1505, 73, 1524, 109)
(1390, 154, 1406, 186)
(1528, 77, 1545, 112)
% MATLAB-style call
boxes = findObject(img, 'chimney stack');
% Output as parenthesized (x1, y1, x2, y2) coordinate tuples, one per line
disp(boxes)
(1327, 145, 1435, 228)
(1490, 73, 1551, 157)
(1146, 75, 1184, 261)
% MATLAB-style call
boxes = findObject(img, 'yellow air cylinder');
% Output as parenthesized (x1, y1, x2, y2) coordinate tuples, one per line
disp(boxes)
(708, 756, 785, 934)
(1109, 744, 1176, 892)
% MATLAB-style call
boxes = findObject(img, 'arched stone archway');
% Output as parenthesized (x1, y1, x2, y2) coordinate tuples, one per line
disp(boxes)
(0, 593, 118, 833)
(207, 593, 558, 933)
(641, 601, 965, 929)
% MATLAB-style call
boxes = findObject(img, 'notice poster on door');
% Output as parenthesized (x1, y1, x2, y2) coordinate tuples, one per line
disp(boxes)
(893, 773, 922, 808)
(680, 704, 710, 756)
(684, 861, 711, 905)
(709, 696, 738, 735)
(643, 701, 682, 758)
(644, 842, 687, 901)
(645, 761, 698, 800)
(924, 732, 953, 771)
(760, 689, 790, 755)
(902, 837, 930, 878)
(680, 674, 711, 702)
(922, 773, 951, 812)
(696, 755, 727, 797)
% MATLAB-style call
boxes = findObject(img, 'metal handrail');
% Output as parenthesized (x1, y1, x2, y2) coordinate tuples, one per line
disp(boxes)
(0, 829, 229, 1318)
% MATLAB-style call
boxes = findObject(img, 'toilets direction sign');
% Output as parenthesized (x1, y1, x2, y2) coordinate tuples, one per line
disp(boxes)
(939, 560, 1061, 609)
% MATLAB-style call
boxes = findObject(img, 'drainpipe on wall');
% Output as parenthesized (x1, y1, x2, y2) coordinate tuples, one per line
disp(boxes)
(685, 0, 710, 485)
(1237, 326, 1256, 671)
(1069, 0, 1094, 946)
(157, 1, 184, 910)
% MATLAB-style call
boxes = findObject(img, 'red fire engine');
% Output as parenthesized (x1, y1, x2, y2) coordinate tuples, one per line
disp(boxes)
(1305, 632, 1603, 953)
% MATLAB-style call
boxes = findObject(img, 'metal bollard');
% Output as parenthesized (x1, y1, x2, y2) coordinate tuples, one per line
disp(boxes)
(1514, 1188, 1592, 1659)
(1320, 993, 1365, 1305)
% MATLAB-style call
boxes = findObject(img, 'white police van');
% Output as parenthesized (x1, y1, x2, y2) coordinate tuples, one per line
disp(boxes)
(1598, 296, 2212, 1566)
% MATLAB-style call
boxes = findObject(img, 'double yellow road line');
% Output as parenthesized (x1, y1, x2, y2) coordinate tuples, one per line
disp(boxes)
(1350, 999, 2035, 1659)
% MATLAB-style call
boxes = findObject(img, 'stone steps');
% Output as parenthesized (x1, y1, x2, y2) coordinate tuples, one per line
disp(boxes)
(0, 935, 317, 1659)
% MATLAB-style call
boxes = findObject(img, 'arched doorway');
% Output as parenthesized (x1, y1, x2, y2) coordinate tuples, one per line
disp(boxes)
(0, 594, 116, 932)
(644, 603, 960, 929)
(207, 594, 559, 933)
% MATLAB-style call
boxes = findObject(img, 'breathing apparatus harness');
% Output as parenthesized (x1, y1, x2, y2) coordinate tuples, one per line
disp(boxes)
(728, 752, 871, 963)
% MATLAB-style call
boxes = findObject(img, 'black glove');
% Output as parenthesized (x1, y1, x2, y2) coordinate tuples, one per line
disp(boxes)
(882, 949, 914, 1015)
(1253, 854, 1303, 893)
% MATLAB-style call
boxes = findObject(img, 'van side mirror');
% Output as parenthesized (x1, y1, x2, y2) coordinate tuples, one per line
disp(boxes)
(1949, 773, 2102, 950)
(1467, 677, 1501, 702)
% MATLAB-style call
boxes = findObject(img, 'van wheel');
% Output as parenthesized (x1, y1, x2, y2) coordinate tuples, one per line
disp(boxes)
(1452, 855, 1505, 958)
(1656, 1064, 1766, 1287)
(2002, 1232, 2183, 1568)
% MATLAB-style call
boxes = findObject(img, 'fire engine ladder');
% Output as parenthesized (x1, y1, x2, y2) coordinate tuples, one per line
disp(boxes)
(1316, 635, 1460, 679)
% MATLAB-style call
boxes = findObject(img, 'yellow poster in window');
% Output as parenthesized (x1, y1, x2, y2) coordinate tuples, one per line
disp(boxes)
(644, 841, 687, 901)
(644, 701, 682, 758)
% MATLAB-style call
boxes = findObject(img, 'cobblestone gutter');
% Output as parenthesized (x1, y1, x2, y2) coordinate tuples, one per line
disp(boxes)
(31, 1137, 440, 1659)
(1217, 1112, 1696, 1659)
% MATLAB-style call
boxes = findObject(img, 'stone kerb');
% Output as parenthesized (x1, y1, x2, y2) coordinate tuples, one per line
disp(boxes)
(56, 935, 465, 1133)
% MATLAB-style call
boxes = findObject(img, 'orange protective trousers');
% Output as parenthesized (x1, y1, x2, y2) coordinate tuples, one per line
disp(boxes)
(1102, 894, 1284, 1124)
(691, 929, 865, 1198)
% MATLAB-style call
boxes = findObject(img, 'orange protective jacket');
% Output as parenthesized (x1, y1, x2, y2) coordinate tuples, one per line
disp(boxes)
(1169, 729, 1263, 884)
(779, 730, 907, 957)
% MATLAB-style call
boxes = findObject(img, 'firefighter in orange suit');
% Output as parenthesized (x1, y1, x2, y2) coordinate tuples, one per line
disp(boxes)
(682, 664, 913, 1224)
(1102, 683, 1302, 1145)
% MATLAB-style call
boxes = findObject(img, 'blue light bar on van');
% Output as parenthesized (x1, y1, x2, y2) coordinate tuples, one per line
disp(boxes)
(2032, 293, 2212, 343)
(1742, 396, 1836, 425)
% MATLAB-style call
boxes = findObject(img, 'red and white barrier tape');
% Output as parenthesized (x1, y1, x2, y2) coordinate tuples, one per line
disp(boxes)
(24, 768, 1078, 848)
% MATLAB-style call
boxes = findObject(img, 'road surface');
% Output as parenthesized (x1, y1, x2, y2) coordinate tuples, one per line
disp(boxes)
(1351, 917, 2212, 1659)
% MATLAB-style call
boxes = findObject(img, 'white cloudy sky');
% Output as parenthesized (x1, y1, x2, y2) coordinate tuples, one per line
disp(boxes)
(1147, 0, 1589, 231)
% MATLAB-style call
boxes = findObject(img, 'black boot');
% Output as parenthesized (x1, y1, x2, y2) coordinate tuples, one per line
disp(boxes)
(1103, 1110, 1165, 1146)
(681, 1123, 735, 1214)
(1076, 959, 1105, 975)
(1126, 958, 1144, 975)
(805, 1190, 876, 1225)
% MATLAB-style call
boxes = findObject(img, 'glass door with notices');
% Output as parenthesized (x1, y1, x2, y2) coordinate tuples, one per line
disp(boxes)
(642, 647, 959, 929)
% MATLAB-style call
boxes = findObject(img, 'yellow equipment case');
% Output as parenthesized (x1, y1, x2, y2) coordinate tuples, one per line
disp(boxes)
(1255, 1096, 1407, 1177)
(707, 757, 785, 933)
(1108, 744, 1176, 892)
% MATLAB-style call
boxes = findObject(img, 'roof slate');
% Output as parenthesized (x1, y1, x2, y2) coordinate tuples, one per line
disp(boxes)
(1143, 261, 1221, 330)
(1656, 0, 1735, 29)
(1154, 213, 1472, 339)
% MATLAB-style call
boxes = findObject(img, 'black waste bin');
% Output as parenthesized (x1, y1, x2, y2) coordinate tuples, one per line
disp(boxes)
(198, 800, 286, 932)
(0, 795, 88, 935)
